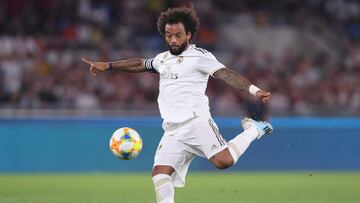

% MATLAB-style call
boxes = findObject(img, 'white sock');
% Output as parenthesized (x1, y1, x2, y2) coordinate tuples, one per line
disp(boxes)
(227, 128, 258, 164)
(152, 174, 174, 203)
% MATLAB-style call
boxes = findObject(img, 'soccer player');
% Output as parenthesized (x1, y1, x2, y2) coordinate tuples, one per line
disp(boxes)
(82, 6, 273, 203)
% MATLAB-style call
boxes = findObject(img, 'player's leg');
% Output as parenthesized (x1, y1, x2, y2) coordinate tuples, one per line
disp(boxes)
(193, 117, 234, 169)
(209, 126, 259, 169)
(226, 117, 273, 165)
(201, 117, 273, 169)
(152, 165, 175, 203)
(152, 129, 195, 203)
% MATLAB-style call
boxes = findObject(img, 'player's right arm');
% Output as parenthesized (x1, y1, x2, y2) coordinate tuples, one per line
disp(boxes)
(82, 58, 147, 76)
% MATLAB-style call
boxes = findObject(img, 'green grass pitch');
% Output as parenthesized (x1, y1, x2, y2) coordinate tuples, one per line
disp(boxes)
(0, 172, 359, 203)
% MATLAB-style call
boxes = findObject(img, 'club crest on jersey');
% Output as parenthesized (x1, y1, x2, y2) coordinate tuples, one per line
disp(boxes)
(160, 65, 179, 80)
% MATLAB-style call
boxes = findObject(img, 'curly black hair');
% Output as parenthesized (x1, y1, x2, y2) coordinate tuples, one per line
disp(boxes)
(157, 6, 200, 40)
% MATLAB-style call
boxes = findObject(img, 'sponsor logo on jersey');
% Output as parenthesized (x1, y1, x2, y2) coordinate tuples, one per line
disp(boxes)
(160, 65, 179, 80)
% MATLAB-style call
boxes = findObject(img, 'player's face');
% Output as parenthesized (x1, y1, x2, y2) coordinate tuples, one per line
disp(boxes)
(165, 23, 191, 55)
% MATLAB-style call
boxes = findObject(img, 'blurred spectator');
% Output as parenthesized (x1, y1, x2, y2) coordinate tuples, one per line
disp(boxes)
(0, 0, 359, 116)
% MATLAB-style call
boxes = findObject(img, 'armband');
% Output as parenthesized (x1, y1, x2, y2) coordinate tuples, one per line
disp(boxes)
(144, 58, 158, 73)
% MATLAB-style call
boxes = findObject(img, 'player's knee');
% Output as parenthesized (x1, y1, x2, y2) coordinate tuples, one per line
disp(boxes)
(152, 166, 164, 177)
(210, 149, 235, 169)
(213, 157, 234, 169)
(152, 165, 175, 177)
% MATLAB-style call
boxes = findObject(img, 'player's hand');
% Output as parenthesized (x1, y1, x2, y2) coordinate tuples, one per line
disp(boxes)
(256, 90, 271, 103)
(82, 58, 110, 76)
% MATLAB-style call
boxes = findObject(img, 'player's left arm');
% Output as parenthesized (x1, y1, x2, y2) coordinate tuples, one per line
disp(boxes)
(213, 68, 271, 103)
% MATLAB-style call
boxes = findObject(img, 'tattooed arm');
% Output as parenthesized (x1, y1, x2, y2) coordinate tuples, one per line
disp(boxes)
(82, 58, 146, 76)
(213, 68, 271, 103)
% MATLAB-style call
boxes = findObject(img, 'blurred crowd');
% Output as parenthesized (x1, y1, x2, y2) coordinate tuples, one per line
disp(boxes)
(0, 0, 360, 116)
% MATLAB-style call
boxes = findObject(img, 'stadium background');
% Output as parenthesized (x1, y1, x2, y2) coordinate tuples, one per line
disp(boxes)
(1, 0, 360, 203)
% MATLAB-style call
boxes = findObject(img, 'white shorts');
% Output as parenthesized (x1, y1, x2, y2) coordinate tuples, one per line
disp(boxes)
(153, 116, 227, 187)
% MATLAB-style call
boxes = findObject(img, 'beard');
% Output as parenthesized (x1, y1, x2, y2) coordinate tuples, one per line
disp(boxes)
(169, 41, 188, 55)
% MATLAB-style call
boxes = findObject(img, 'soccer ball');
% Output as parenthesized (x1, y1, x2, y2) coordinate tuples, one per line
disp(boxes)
(109, 127, 142, 160)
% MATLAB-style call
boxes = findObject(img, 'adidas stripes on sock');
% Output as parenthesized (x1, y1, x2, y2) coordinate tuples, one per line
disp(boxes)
(227, 128, 258, 164)
(152, 174, 174, 203)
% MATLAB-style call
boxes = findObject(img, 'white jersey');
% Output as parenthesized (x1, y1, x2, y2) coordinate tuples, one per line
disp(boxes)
(144, 44, 225, 122)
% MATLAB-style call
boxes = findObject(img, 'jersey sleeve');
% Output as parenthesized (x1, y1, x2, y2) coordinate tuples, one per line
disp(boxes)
(144, 53, 162, 73)
(197, 52, 226, 77)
